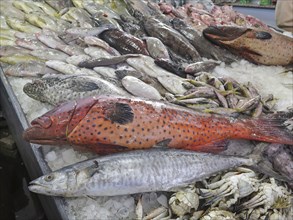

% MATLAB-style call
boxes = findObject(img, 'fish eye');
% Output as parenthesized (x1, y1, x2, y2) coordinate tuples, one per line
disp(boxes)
(44, 174, 54, 182)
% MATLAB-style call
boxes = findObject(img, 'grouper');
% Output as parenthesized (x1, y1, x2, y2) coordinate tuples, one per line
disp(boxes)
(23, 95, 293, 154)
(203, 26, 293, 66)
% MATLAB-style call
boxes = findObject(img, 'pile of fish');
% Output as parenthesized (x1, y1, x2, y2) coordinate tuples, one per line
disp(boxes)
(0, 0, 292, 219)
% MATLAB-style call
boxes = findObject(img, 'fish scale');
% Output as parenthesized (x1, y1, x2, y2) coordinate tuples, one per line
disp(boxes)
(67, 99, 239, 151)
(24, 96, 293, 154)
(29, 149, 254, 197)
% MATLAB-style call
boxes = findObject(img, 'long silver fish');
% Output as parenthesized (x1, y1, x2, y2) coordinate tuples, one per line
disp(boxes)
(29, 149, 256, 197)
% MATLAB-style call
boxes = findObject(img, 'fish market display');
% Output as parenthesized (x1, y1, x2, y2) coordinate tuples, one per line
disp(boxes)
(28, 149, 257, 196)
(23, 95, 293, 154)
(0, 0, 292, 219)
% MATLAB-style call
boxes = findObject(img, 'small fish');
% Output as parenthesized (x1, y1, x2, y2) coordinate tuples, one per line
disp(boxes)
(126, 55, 174, 78)
(30, 48, 69, 61)
(65, 26, 114, 38)
(35, 29, 67, 49)
(78, 54, 140, 69)
(4, 61, 58, 77)
(0, 46, 31, 57)
(23, 75, 129, 105)
(28, 149, 259, 197)
(45, 60, 78, 75)
(0, 54, 43, 65)
(13, 1, 44, 14)
(143, 17, 201, 62)
(144, 37, 170, 60)
(99, 29, 149, 55)
(157, 75, 187, 94)
(84, 36, 120, 56)
(60, 7, 93, 26)
(66, 54, 91, 66)
(45, 0, 73, 12)
(122, 76, 162, 100)
(0, 2, 25, 20)
(84, 46, 112, 59)
(23, 96, 293, 153)
(33, 2, 58, 17)
(203, 26, 293, 66)
(16, 38, 48, 51)
(185, 60, 221, 74)
(6, 17, 41, 33)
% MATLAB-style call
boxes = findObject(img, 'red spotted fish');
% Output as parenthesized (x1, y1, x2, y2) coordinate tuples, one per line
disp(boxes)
(23, 95, 293, 154)
(203, 26, 293, 66)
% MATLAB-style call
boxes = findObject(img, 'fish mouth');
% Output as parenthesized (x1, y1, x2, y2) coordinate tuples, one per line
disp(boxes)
(28, 181, 49, 193)
(203, 26, 249, 42)
(23, 126, 67, 144)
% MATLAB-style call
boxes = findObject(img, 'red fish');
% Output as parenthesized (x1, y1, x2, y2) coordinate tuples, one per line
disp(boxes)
(23, 95, 293, 154)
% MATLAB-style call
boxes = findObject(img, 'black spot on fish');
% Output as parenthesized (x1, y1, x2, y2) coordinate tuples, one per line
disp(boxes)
(255, 31, 272, 40)
(105, 103, 134, 125)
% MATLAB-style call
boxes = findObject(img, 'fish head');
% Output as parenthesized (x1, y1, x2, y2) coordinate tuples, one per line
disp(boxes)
(29, 170, 71, 196)
(23, 96, 99, 145)
(23, 80, 47, 102)
(203, 25, 272, 44)
(203, 25, 274, 64)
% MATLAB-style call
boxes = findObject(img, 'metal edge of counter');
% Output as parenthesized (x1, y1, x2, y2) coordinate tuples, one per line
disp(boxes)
(0, 68, 69, 220)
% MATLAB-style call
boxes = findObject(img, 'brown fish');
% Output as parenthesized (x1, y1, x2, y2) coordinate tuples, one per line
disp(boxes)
(23, 96, 293, 154)
(203, 26, 293, 66)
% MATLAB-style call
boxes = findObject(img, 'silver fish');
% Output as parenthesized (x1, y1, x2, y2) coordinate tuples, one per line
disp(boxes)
(45, 60, 78, 75)
(30, 48, 69, 61)
(157, 75, 187, 94)
(84, 47, 112, 59)
(84, 36, 120, 56)
(66, 54, 91, 66)
(28, 149, 255, 197)
(23, 74, 129, 105)
(4, 61, 59, 77)
(122, 76, 162, 100)
(144, 37, 170, 60)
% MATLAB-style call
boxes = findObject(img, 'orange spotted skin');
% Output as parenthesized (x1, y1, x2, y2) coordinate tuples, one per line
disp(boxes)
(203, 26, 293, 66)
(23, 95, 293, 154)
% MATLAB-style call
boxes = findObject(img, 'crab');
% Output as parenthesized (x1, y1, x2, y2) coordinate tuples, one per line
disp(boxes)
(236, 178, 292, 219)
(199, 208, 236, 220)
(198, 167, 259, 209)
(169, 185, 199, 217)
(135, 193, 172, 220)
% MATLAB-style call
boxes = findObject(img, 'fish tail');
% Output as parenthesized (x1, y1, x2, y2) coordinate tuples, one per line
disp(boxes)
(248, 143, 288, 182)
(238, 111, 293, 145)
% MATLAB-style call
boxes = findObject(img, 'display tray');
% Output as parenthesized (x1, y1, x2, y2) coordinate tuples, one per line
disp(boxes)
(0, 67, 68, 220)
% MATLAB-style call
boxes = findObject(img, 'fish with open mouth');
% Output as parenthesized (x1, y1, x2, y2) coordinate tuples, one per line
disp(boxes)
(23, 95, 293, 154)
(203, 26, 293, 66)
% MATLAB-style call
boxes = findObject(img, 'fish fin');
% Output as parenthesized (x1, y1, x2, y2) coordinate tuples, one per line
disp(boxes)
(248, 143, 288, 182)
(154, 139, 172, 148)
(186, 140, 229, 153)
(105, 102, 134, 125)
(239, 111, 293, 145)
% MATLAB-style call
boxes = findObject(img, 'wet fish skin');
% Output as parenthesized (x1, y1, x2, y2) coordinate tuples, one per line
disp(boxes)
(23, 75, 129, 106)
(16, 38, 48, 51)
(28, 149, 254, 197)
(171, 18, 238, 63)
(6, 17, 41, 33)
(203, 26, 293, 66)
(78, 54, 140, 69)
(143, 17, 201, 62)
(4, 61, 58, 77)
(45, 0, 73, 12)
(122, 76, 162, 100)
(0, 54, 43, 65)
(0, 46, 31, 57)
(45, 60, 78, 75)
(144, 37, 170, 60)
(23, 96, 293, 153)
(30, 48, 69, 61)
(84, 36, 120, 56)
(185, 60, 220, 74)
(99, 29, 149, 55)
